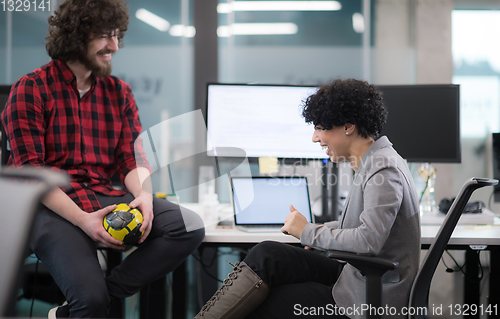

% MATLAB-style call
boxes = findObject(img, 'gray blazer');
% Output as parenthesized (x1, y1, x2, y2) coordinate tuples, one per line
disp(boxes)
(301, 136, 420, 319)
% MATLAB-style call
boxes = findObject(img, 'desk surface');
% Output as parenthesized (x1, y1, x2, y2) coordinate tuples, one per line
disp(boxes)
(181, 203, 500, 247)
(204, 227, 301, 244)
(202, 224, 500, 246)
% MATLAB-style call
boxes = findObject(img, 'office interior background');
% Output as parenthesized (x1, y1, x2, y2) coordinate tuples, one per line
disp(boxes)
(1, 0, 500, 318)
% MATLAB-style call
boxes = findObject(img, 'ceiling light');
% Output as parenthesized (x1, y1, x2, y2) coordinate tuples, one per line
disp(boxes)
(217, 1, 341, 13)
(217, 23, 298, 37)
(169, 25, 196, 38)
(136, 9, 170, 32)
(352, 13, 364, 33)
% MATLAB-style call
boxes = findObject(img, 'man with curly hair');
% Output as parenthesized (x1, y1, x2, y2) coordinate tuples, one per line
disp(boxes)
(1, 0, 204, 318)
(195, 79, 420, 319)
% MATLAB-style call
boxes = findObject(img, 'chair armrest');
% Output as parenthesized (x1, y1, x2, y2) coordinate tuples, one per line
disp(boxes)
(327, 250, 399, 312)
(326, 250, 398, 277)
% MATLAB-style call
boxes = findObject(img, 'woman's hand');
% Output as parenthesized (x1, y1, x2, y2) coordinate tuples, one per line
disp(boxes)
(129, 191, 154, 244)
(281, 204, 309, 239)
(77, 204, 126, 249)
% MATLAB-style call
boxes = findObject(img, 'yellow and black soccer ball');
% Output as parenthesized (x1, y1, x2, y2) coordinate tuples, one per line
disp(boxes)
(103, 203, 144, 245)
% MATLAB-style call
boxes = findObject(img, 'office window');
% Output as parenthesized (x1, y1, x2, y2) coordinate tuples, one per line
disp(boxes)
(216, 0, 418, 86)
(452, 9, 500, 197)
(0, 9, 51, 84)
(452, 10, 500, 138)
(217, 0, 370, 84)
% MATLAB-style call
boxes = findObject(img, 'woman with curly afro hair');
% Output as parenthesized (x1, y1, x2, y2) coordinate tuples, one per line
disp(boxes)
(195, 79, 420, 319)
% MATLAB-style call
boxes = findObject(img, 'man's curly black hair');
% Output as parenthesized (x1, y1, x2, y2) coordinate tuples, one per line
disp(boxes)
(46, 0, 129, 62)
(301, 79, 388, 139)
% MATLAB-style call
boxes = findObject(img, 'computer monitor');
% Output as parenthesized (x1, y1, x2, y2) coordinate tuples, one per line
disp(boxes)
(206, 83, 461, 163)
(377, 85, 461, 163)
(206, 83, 323, 159)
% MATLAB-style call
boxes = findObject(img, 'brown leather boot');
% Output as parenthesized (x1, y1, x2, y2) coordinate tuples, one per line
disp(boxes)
(194, 261, 270, 319)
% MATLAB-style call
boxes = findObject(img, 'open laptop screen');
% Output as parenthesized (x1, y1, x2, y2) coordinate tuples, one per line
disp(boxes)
(231, 176, 313, 226)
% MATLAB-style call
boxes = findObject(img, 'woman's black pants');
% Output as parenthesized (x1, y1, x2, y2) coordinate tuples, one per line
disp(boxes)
(243, 240, 349, 319)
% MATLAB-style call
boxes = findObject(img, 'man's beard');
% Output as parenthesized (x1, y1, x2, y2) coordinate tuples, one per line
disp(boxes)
(81, 50, 113, 78)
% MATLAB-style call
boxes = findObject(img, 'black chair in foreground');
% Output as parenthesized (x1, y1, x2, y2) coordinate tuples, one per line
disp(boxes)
(0, 168, 68, 317)
(327, 177, 498, 319)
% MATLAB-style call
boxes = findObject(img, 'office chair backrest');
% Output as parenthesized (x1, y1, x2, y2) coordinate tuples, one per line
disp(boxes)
(0, 168, 68, 317)
(0, 85, 12, 166)
(409, 177, 498, 319)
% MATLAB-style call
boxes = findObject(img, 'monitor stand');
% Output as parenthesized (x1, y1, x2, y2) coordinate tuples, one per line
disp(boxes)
(321, 160, 339, 222)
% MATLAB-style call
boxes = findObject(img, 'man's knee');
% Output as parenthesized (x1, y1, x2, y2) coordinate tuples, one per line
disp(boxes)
(179, 206, 206, 235)
(178, 225, 204, 257)
(189, 226, 205, 247)
(171, 206, 205, 247)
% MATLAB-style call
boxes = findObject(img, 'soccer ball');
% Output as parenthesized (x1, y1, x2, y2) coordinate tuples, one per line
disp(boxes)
(103, 203, 144, 245)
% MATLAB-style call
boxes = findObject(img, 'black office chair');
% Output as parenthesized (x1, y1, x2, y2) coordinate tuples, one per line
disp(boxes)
(327, 177, 498, 319)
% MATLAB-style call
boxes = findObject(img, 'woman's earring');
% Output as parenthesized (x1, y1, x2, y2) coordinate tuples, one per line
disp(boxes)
(345, 132, 348, 135)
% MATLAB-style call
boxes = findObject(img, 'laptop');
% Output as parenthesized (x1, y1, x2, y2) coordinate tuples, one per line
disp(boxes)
(230, 176, 314, 232)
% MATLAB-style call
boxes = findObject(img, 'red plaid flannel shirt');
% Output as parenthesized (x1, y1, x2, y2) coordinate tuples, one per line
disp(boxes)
(1, 59, 151, 212)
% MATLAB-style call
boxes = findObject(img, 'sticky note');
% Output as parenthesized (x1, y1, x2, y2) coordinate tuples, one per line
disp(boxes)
(259, 157, 279, 174)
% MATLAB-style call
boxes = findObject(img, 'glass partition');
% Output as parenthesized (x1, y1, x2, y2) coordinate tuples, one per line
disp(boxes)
(0, 0, 196, 200)
(217, 0, 367, 84)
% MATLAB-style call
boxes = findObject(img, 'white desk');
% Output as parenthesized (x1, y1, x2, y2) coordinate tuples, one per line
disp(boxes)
(420, 224, 500, 246)
(199, 220, 500, 248)
(202, 223, 500, 246)
(203, 227, 300, 244)
(182, 203, 500, 246)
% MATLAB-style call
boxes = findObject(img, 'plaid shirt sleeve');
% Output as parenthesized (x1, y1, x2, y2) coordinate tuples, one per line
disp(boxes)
(114, 85, 151, 183)
(2, 77, 46, 167)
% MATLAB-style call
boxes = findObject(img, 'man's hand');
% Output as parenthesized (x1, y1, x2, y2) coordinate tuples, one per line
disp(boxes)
(77, 204, 125, 249)
(129, 191, 153, 244)
(281, 204, 309, 239)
